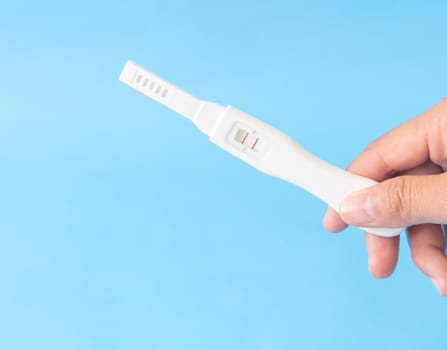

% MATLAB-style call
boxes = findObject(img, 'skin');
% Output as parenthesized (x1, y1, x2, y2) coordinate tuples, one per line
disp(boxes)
(323, 97, 447, 296)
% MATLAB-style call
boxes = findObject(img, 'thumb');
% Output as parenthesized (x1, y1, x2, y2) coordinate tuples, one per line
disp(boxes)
(339, 173, 447, 227)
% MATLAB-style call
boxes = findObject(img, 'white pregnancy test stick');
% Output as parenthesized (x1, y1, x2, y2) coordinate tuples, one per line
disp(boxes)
(119, 60, 405, 237)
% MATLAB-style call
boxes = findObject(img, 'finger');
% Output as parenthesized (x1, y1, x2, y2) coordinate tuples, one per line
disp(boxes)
(422, 97, 447, 170)
(325, 159, 442, 233)
(407, 224, 447, 296)
(360, 161, 441, 279)
(323, 207, 347, 233)
(365, 233, 400, 278)
(395, 159, 443, 176)
(340, 160, 443, 227)
(347, 115, 429, 180)
(325, 159, 442, 232)
(348, 98, 447, 180)
(340, 172, 447, 228)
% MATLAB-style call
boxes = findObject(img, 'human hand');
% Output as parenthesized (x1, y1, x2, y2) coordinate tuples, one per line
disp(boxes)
(323, 98, 447, 296)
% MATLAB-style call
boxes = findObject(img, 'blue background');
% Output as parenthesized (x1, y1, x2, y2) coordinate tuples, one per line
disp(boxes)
(1, 1, 446, 349)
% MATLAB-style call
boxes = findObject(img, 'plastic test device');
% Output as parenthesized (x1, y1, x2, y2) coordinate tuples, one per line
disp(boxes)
(119, 60, 405, 237)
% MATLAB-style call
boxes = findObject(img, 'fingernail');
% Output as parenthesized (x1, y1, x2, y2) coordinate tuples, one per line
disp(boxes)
(340, 190, 375, 226)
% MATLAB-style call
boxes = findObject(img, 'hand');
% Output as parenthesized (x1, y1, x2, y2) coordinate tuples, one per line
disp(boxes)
(323, 97, 447, 296)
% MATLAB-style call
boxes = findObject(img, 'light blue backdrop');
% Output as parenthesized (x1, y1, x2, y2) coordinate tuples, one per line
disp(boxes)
(1, 1, 446, 349)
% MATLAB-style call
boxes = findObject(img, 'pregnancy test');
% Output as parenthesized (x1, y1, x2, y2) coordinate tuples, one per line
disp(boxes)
(119, 60, 404, 237)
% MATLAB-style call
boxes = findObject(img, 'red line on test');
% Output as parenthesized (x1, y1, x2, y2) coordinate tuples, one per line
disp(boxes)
(241, 132, 249, 145)
(251, 137, 259, 150)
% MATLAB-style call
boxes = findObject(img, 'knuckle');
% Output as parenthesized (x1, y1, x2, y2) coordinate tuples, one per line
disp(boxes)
(427, 102, 447, 166)
(381, 177, 412, 221)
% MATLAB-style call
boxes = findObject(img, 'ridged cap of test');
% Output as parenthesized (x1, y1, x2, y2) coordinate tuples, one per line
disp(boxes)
(119, 60, 226, 136)
(119, 60, 203, 121)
